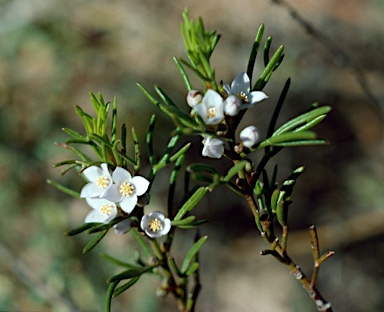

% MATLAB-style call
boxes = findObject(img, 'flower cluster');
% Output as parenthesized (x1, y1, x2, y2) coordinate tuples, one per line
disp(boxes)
(188, 72, 267, 158)
(80, 163, 170, 238)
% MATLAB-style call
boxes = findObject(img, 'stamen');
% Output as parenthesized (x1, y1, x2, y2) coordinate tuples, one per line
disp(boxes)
(100, 204, 114, 216)
(149, 218, 162, 232)
(238, 91, 249, 102)
(120, 182, 135, 196)
(207, 107, 217, 119)
(97, 176, 111, 189)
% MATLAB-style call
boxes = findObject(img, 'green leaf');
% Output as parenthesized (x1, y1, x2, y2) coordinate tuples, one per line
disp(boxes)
(105, 281, 118, 312)
(101, 254, 143, 269)
(62, 127, 86, 141)
(146, 114, 157, 166)
(254, 45, 284, 90)
(246, 23, 264, 82)
(181, 236, 208, 274)
(47, 179, 80, 198)
(171, 216, 196, 226)
(258, 131, 318, 148)
(108, 269, 145, 283)
(187, 163, 222, 176)
(174, 186, 208, 221)
(112, 276, 140, 297)
(272, 106, 331, 136)
(173, 56, 192, 91)
(131, 228, 152, 260)
(222, 160, 247, 182)
(83, 229, 108, 253)
(64, 222, 100, 236)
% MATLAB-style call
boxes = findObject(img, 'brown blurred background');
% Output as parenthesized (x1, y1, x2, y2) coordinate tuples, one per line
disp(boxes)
(0, 0, 383, 311)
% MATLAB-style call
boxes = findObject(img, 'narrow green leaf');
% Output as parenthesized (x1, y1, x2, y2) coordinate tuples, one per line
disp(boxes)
(131, 228, 152, 260)
(83, 229, 108, 253)
(258, 131, 317, 148)
(64, 222, 99, 236)
(101, 254, 143, 269)
(177, 219, 209, 229)
(111, 97, 117, 143)
(108, 269, 144, 283)
(174, 186, 208, 221)
(186, 262, 199, 276)
(169, 142, 191, 163)
(173, 56, 192, 91)
(246, 23, 264, 81)
(181, 236, 208, 274)
(187, 163, 222, 176)
(222, 160, 247, 183)
(62, 127, 86, 140)
(171, 216, 196, 226)
(105, 281, 118, 312)
(47, 179, 80, 198)
(272, 106, 331, 136)
(146, 114, 157, 166)
(89, 92, 101, 113)
(263, 36, 273, 67)
(112, 276, 140, 297)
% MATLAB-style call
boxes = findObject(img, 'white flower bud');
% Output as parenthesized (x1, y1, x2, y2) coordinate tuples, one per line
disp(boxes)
(202, 136, 224, 158)
(240, 126, 260, 148)
(224, 95, 241, 116)
(187, 90, 203, 108)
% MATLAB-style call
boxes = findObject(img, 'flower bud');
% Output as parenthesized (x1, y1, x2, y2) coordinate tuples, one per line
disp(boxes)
(187, 90, 203, 108)
(202, 136, 224, 158)
(240, 126, 260, 148)
(224, 95, 241, 116)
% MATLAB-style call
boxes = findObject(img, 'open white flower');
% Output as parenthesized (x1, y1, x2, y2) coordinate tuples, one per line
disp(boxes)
(114, 219, 132, 234)
(193, 89, 224, 125)
(240, 126, 260, 148)
(140, 211, 171, 238)
(102, 167, 150, 214)
(224, 72, 268, 107)
(80, 163, 112, 198)
(202, 136, 224, 159)
(84, 198, 117, 223)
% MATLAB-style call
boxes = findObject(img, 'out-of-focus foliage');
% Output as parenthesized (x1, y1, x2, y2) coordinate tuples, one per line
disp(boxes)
(0, 1, 383, 311)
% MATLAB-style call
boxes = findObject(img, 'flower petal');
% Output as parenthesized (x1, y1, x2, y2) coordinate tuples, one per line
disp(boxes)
(80, 183, 102, 198)
(82, 166, 103, 183)
(132, 176, 150, 196)
(112, 167, 132, 184)
(120, 195, 138, 214)
(114, 219, 132, 234)
(231, 72, 250, 94)
(102, 184, 123, 202)
(248, 91, 268, 105)
(85, 210, 106, 223)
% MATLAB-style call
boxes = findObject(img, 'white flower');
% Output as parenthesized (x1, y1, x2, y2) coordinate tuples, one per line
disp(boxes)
(224, 95, 241, 116)
(187, 90, 203, 108)
(84, 198, 117, 223)
(224, 72, 268, 107)
(240, 126, 260, 148)
(80, 163, 112, 198)
(202, 136, 224, 159)
(102, 167, 150, 214)
(114, 219, 132, 234)
(193, 89, 224, 125)
(140, 211, 171, 238)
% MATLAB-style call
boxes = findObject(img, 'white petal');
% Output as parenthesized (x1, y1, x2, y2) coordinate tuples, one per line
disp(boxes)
(85, 197, 112, 210)
(149, 211, 165, 221)
(248, 91, 268, 105)
(203, 89, 223, 109)
(80, 183, 102, 198)
(140, 215, 149, 230)
(231, 72, 250, 94)
(112, 167, 132, 184)
(85, 209, 106, 223)
(202, 136, 224, 158)
(120, 195, 138, 214)
(160, 218, 172, 236)
(240, 126, 260, 148)
(82, 166, 103, 183)
(194, 103, 208, 123)
(223, 83, 231, 95)
(132, 176, 150, 196)
(102, 184, 123, 202)
(100, 163, 112, 179)
(114, 219, 132, 234)
(224, 95, 241, 116)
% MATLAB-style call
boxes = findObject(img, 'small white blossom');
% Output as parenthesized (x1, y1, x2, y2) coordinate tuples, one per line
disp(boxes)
(80, 163, 112, 198)
(224, 95, 241, 116)
(193, 89, 224, 125)
(187, 90, 203, 108)
(140, 211, 171, 238)
(240, 126, 260, 148)
(202, 136, 224, 159)
(102, 167, 150, 214)
(114, 219, 132, 234)
(84, 198, 117, 223)
(224, 72, 268, 107)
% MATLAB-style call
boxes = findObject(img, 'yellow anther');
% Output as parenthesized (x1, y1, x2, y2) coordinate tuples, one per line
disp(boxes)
(149, 218, 162, 232)
(100, 204, 113, 216)
(207, 107, 217, 119)
(97, 176, 111, 189)
(120, 182, 135, 197)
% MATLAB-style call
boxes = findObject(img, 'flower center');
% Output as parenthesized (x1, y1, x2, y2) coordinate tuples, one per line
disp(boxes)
(120, 182, 135, 197)
(238, 91, 249, 102)
(207, 107, 217, 119)
(97, 176, 111, 189)
(100, 204, 114, 216)
(148, 218, 162, 232)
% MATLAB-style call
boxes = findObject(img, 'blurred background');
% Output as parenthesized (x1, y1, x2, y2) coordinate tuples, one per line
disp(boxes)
(0, 0, 383, 311)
